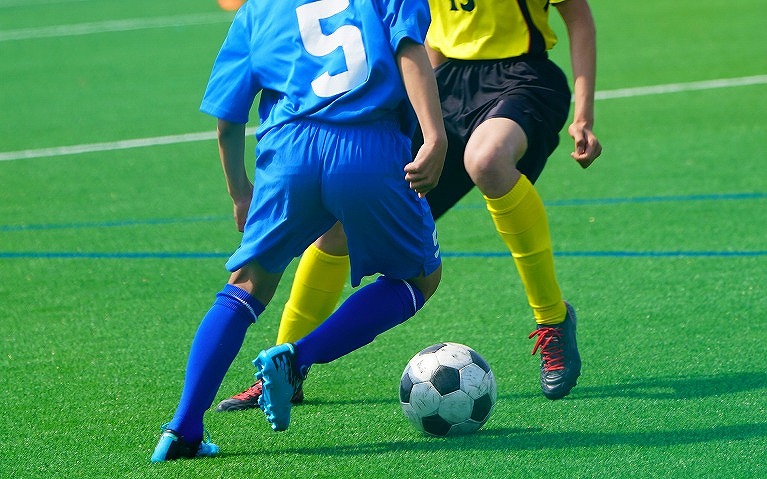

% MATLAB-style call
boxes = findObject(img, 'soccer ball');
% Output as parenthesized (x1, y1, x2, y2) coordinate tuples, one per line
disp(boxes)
(399, 342, 497, 436)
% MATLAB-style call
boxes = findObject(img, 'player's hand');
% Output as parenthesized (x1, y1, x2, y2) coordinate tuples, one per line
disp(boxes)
(568, 122, 602, 168)
(231, 182, 253, 232)
(405, 140, 447, 198)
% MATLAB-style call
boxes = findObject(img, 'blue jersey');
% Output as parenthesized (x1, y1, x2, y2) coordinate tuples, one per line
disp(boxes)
(200, 0, 430, 140)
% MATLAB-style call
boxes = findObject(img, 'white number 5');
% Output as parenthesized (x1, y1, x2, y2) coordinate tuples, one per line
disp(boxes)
(296, 0, 369, 98)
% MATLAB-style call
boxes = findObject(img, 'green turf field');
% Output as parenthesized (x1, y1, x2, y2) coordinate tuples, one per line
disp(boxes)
(1, 1, 765, 478)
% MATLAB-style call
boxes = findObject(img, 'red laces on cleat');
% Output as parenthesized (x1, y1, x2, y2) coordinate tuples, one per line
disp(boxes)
(232, 382, 262, 400)
(529, 327, 565, 371)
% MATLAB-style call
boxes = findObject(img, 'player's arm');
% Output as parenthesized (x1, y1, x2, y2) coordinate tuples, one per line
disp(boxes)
(216, 119, 253, 232)
(424, 39, 448, 68)
(556, 0, 602, 167)
(396, 39, 447, 197)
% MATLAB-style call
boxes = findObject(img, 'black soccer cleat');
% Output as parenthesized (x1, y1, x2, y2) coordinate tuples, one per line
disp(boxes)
(150, 425, 219, 462)
(528, 302, 581, 400)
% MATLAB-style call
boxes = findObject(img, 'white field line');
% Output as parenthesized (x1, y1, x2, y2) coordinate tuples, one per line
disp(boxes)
(0, 128, 258, 162)
(594, 74, 767, 100)
(1, 75, 766, 162)
(0, 0, 91, 8)
(0, 12, 234, 42)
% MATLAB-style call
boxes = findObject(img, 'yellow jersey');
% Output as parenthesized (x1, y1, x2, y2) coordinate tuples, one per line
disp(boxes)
(426, 0, 565, 60)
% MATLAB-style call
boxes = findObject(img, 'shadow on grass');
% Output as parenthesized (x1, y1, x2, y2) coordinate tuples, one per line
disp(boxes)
(234, 372, 767, 457)
(302, 371, 767, 406)
(569, 371, 767, 400)
(246, 422, 766, 456)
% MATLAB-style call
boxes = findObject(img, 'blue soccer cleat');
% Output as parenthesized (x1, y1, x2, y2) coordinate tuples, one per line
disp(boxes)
(150, 424, 220, 463)
(529, 301, 582, 400)
(253, 343, 305, 431)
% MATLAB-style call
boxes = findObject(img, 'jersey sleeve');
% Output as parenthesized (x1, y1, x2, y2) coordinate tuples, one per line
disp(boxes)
(199, 9, 260, 124)
(379, 0, 430, 53)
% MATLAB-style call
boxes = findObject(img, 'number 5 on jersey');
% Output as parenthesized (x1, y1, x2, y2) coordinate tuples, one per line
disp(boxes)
(296, 0, 369, 98)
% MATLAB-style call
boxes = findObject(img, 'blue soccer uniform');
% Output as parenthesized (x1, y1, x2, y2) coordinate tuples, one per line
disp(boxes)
(200, 0, 440, 286)
(151, 0, 445, 459)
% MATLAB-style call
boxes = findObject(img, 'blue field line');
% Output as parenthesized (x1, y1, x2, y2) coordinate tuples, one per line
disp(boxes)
(561, 250, 767, 258)
(453, 191, 766, 209)
(0, 215, 228, 232)
(444, 251, 767, 258)
(0, 251, 229, 259)
(1, 250, 764, 260)
(1, 192, 764, 232)
(544, 192, 766, 207)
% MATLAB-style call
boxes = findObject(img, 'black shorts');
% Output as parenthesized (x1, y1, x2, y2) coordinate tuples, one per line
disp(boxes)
(413, 54, 571, 220)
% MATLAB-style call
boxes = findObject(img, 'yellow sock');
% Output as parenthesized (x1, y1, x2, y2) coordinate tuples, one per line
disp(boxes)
(484, 175, 567, 325)
(276, 244, 350, 344)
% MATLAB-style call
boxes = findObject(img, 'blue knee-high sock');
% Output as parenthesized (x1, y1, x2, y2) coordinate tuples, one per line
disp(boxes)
(169, 284, 263, 442)
(293, 276, 425, 375)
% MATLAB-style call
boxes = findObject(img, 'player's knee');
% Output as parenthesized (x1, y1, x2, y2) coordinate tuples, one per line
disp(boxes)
(411, 264, 442, 302)
(465, 147, 507, 183)
(465, 149, 522, 197)
(228, 262, 281, 306)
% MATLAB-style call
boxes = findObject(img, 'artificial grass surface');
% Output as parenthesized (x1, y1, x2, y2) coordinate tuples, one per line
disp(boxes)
(1, 0, 766, 478)
(2, 254, 765, 478)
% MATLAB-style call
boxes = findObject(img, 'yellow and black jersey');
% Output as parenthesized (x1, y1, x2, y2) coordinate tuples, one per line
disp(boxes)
(426, 0, 565, 60)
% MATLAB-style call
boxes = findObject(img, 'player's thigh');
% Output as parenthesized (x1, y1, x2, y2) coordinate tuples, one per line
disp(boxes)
(313, 221, 348, 256)
(485, 97, 567, 185)
(226, 125, 337, 274)
(324, 128, 440, 286)
(466, 117, 528, 167)
(414, 126, 475, 220)
(341, 191, 439, 287)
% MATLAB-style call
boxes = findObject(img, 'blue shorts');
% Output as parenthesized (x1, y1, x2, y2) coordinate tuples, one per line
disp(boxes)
(226, 120, 441, 287)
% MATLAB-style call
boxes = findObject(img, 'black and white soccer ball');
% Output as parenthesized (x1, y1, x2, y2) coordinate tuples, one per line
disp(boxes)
(399, 342, 497, 437)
